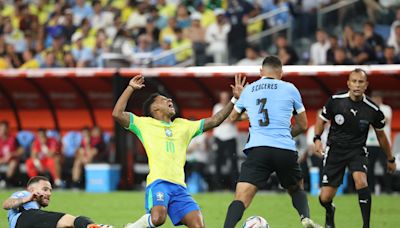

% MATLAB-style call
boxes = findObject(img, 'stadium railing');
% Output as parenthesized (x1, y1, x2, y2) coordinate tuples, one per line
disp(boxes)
(101, 43, 193, 68)
(317, 0, 359, 28)
(1, 65, 399, 78)
(247, 6, 291, 44)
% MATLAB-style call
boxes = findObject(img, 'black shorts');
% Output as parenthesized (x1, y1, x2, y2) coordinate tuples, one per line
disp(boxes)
(321, 146, 368, 187)
(238, 146, 303, 189)
(16, 209, 65, 228)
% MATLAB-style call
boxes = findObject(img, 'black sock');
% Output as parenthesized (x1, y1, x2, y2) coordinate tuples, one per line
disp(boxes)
(74, 216, 94, 228)
(319, 197, 334, 214)
(357, 187, 371, 228)
(291, 189, 310, 219)
(224, 200, 245, 228)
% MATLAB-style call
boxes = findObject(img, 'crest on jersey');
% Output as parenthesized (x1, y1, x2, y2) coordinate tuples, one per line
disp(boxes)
(334, 114, 344, 125)
(156, 192, 164, 201)
(165, 128, 173, 137)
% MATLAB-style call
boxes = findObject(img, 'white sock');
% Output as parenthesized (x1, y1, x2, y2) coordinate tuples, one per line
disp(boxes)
(125, 214, 154, 228)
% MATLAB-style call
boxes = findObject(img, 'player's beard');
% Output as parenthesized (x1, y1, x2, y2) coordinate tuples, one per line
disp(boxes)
(37, 197, 50, 207)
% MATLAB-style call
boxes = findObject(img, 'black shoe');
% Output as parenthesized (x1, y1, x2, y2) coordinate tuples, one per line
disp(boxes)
(325, 204, 335, 228)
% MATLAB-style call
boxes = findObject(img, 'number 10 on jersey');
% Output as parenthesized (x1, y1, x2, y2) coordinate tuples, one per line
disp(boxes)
(166, 140, 175, 153)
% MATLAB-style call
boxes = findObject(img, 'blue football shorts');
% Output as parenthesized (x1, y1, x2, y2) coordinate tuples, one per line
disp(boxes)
(145, 179, 200, 225)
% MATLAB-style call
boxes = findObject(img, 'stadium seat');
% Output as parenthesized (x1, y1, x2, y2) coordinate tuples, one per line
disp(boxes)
(46, 130, 61, 141)
(16, 131, 35, 159)
(374, 24, 391, 41)
(102, 132, 112, 145)
(62, 131, 82, 158)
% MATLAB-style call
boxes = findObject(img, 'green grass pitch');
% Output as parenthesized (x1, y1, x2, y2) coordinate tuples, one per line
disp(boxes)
(1, 191, 399, 227)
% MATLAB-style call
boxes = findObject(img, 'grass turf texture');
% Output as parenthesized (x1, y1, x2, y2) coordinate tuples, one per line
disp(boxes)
(1, 191, 399, 228)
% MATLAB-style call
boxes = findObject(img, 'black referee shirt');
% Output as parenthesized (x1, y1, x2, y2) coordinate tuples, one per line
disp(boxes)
(320, 92, 385, 149)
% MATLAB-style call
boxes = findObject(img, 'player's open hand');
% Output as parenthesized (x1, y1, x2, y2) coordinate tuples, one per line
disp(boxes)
(231, 73, 247, 99)
(128, 74, 145, 90)
(28, 190, 43, 202)
(387, 161, 396, 174)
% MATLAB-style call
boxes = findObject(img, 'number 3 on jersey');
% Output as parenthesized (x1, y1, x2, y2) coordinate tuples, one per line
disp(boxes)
(257, 98, 269, 126)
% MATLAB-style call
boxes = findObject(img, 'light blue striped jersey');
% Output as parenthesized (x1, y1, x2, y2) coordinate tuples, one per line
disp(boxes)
(235, 77, 305, 152)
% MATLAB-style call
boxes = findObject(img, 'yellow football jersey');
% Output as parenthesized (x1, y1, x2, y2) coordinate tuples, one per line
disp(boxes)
(126, 113, 204, 187)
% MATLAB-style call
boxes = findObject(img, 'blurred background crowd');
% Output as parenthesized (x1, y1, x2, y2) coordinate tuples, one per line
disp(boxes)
(0, 0, 400, 69)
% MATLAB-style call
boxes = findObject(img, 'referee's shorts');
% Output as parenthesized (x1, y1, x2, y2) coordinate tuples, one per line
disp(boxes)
(321, 145, 368, 187)
(16, 209, 65, 228)
(239, 146, 303, 189)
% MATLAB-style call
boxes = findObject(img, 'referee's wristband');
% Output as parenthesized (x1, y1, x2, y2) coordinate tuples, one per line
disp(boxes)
(231, 97, 238, 104)
(388, 157, 396, 163)
(313, 135, 321, 142)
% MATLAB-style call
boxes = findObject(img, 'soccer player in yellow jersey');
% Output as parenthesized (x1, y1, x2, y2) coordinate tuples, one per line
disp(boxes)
(113, 74, 246, 228)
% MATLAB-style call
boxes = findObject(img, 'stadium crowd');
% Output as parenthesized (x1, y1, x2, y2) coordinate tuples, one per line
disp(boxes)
(0, 0, 400, 68)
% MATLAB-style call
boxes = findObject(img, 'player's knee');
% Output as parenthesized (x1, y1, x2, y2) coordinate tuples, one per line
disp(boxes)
(151, 214, 166, 226)
(354, 179, 368, 189)
(287, 184, 301, 194)
(189, 222, 205, 228)
(57, 214, 76, 227)
(319, 194, 333, 203)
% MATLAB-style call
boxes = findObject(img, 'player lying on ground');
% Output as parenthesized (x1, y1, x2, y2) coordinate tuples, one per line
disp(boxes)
(2, 176, 113, 228)
(112, 74, 246, 228)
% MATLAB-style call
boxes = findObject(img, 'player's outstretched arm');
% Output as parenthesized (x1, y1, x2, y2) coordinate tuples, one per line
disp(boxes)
(375, 129, 397, 173)
(2, 192, 36, 210)
(112, 75, 145, 128)
(203, 74, 246, 132)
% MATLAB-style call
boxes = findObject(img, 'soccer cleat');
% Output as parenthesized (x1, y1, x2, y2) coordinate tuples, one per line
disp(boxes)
(301, 218, 322, 228)
(325, 204, 336, 228)
(87, 224, 114, 228)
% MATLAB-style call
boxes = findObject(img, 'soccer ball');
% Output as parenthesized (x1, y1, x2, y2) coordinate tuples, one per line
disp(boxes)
(242, 216, 269, 228)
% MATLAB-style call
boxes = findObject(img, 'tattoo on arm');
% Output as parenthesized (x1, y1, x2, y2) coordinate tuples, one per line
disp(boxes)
(4, 198, 24, 210)
(204, 102, 234, 132)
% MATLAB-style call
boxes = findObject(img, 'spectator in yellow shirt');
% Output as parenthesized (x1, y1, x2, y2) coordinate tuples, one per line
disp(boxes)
(196, 3, 216, 28)
(159, 17, 177, 44)
(171, 28, 192, 62)
(0, 55, 10, 69)
(157, 0, 176, 18)
(19, 50, 40, 69)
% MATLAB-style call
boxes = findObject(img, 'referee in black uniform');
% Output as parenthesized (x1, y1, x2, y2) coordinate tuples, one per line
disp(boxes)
(314, 68, 396, 228)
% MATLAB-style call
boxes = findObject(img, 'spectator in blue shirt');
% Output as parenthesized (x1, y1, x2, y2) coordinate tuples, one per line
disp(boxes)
(71, 32, 93, 67)
(72, 0, 94, 26)
(152, 39, 177, 67)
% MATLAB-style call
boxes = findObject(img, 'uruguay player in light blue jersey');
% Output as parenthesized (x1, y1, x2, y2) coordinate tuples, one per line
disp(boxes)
(223, 56, 321, 228)
(3, 176, 113, 228)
